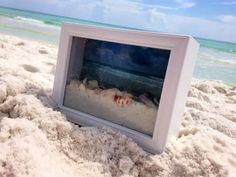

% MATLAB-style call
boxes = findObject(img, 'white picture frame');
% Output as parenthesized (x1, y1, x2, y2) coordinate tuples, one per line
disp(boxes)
(52, 23, 199, 154)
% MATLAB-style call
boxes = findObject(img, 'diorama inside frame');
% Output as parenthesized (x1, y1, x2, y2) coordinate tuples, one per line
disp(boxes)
(64, 37, 170, 136)
(53, 23, 199, 154)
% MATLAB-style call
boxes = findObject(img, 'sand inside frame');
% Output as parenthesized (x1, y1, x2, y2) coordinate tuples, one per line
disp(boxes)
(64, 80, 157, 136)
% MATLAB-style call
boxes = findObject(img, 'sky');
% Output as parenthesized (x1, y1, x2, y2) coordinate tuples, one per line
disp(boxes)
(0, 0, 236, 43)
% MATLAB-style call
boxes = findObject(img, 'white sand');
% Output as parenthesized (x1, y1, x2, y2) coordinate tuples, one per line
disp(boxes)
(0, 34, 236, 177)
(64, 80, 157, 136)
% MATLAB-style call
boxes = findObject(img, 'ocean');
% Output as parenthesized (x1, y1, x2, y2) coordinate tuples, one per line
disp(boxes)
(0, 7, 236, 85)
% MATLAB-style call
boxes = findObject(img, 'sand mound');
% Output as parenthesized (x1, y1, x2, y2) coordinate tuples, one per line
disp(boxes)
(0, 35, 236, 177)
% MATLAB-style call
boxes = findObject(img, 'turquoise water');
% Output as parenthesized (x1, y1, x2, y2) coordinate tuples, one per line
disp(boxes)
(0, 7, 236, 85)
(194, 38, 236, 84)
(0, 7, 138, 43)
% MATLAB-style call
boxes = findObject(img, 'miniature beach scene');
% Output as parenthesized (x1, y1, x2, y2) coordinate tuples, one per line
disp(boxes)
(0, 4, 236, 177)
(64, 38, 170, 136)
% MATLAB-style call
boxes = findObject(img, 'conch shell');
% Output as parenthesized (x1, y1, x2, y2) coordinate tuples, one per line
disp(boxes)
(114, 95, 132, 107)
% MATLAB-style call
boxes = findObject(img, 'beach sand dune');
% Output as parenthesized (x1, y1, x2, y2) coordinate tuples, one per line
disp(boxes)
(0, 35, 236, 177)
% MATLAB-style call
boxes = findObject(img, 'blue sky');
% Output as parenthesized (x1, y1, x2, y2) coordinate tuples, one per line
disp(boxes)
(0, 0, 236, 42)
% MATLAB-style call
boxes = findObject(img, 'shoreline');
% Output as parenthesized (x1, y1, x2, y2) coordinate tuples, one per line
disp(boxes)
(1, 21, 236, 85)
(0, 30, 59, 45)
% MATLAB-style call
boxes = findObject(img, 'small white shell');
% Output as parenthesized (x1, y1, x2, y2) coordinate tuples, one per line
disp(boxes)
(82, 78, 87, 85)
(153, 97, 159, 106)
(78, 83, 86, 91)
(139, 94, 156, 109)
(88, 80, 99, 89)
